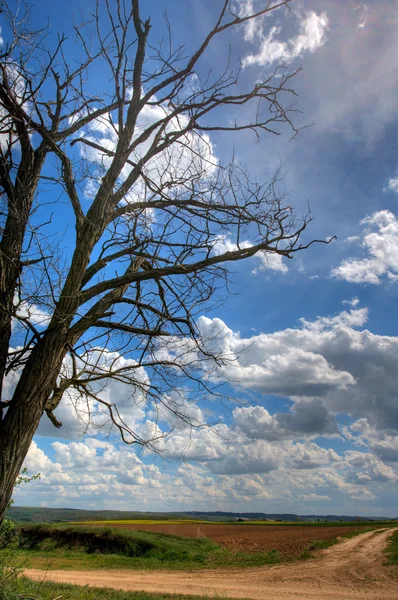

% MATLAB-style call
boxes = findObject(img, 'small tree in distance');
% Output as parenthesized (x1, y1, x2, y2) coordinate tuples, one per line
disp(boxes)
(0, 0, 330, 521)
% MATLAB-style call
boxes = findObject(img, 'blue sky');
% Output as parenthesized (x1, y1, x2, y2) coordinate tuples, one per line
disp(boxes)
(8, 0, 398, 516)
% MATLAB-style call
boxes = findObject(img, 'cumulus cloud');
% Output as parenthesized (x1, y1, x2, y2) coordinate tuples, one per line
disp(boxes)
(197, 311, 357, 397)
(344, 451, 397, 485)
(241, 9, 329, 68)
(24, 441, 60, 473)
(212, 235, 288, 273)
(197, 304, 398, 432)
(73, 95, 218, 201)
(233, 400, 338, 442)
(30, 348, 149, 440)
(371, 438, 398, 463)
(21, 430, 394, 513)
(331, 210, 398, 284)
(13, 295, 51, 329)
(386, 177, 398, 193)
(345, 420, 398, 464)
(17, 302, 398, 512)
(207, 439, 280, 475)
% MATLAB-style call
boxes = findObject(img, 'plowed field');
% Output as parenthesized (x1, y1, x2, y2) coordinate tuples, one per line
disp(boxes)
(104, 522, 370, 557)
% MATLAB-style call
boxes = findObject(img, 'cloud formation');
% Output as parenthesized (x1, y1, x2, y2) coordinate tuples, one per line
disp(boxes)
(15, 301, 398, 515)
(212, 235, 288, 273)
(332, 211, 398, 284)
(386, 177, 398, 193)
(241, 9, 329, 68)
(198, 304, 398, 432)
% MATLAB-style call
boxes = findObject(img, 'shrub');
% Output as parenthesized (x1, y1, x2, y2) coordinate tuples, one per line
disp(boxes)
(0, 519, 18, 550)
(0, 520, 24, 600)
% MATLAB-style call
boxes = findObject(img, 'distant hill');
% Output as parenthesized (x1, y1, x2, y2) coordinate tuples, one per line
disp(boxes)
(5, 506, 394, 524)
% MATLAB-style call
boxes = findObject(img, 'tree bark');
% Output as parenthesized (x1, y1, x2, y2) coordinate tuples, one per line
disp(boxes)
(0, 329, 68, 521)
(0, 145, 47, 413)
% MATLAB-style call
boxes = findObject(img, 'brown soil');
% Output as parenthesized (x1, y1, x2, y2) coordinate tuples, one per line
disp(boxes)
(26, 528, 398, 600)
(102, 522, 373, 557)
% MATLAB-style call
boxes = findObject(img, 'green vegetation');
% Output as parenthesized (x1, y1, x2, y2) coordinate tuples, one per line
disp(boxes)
(8, 524, 280, 571)
(0, 519, 26, 600)
(385, 529, 398, 565)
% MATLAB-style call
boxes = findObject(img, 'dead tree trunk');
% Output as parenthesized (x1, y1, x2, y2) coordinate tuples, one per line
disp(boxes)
(0, 330, 69, 520)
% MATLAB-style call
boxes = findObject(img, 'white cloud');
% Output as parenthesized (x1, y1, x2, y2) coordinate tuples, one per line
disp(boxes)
(242, 11, 329, 68)
(212, 235, 288, 273)
(74, 97, 218, 201)
(13, 302, 398, 512)
(386, 177, 398, 193)
(30, 348, 149, 440)
(24, 441, 60, 473)
(298, 493, 330, 502)
(13, 295, 51, 329)
(344, 451, 397, 485)
(332, 210, 398, 284)
(207, 438, 339, 476)
(371, 437, 398, 463)
(233, 400, 338, 441)
(342, 297, 360, 308)
(345, 420, 398, 463)
(355, 4, 369, 30)
(197, 312, 358, 396)
(196, 304, 398, 433)
(19, 421, 398, 512)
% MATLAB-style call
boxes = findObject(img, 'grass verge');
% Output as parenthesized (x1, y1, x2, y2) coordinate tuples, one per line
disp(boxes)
(16, 576, 241, 600)
(385, 529, 398, 565)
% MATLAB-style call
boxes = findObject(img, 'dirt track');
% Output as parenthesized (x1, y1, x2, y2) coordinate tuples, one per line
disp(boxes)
(100, 522, 372, 557)
(26, 528, 398, 599)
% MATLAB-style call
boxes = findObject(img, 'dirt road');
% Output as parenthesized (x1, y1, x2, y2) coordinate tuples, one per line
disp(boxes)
(26, 528, 398, 600)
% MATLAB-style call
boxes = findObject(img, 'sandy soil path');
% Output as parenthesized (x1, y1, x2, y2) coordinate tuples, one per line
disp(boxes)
(25, 528, 398, 600)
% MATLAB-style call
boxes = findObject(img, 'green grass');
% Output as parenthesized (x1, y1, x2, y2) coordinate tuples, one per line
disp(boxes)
(16, 547, 281, 571)
(14, 577, 241, 600)
(385, 529, 398, 565)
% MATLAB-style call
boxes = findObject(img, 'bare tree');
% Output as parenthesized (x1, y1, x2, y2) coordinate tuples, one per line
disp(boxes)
(0, 0, 329, 520)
